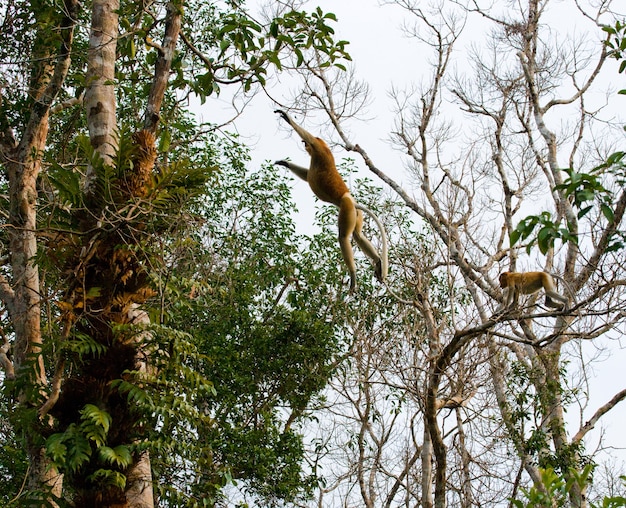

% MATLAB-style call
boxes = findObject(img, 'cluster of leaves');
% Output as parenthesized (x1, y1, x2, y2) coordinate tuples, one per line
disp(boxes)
(125, 2, 353, 102)
(46, 404, 130, 490)
(511, 466, 626, 508)
(505, 360, 587, 474)
(0, 396, 28, 505)
(38, 321, 216, 505)
(511, 154, 626, 254)
(605, 20, 626, 87)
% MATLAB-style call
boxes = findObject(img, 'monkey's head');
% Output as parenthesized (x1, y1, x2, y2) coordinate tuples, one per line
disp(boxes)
(499, 272, 510, 288)
(303, 140, 313, 156)
(304, 137, 332, 158)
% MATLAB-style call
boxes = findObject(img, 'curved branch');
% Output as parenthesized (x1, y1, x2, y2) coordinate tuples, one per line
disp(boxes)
(572, 388, 626, 444)
(144, 1, 183, 134)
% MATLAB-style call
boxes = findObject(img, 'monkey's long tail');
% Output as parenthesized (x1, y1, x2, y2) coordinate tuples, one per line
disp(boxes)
(355, 203, 389, 282)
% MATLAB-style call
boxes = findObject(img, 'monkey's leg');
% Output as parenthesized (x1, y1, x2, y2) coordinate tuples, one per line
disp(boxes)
(338, 195, 358, 292)
(545, 291, 567, 309)
(353, 209, 383, 281)
(503, 287, 516, 308)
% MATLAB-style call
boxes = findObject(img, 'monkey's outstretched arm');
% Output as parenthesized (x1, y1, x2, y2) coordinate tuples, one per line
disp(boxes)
(274, 159, 309, 182)
(275, 110, 318, 146)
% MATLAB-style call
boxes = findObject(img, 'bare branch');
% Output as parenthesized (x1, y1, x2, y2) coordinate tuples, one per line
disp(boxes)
(572, 388, 626, 444)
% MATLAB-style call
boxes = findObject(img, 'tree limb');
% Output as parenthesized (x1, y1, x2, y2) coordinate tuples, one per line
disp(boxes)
(572, 388, 626, 444)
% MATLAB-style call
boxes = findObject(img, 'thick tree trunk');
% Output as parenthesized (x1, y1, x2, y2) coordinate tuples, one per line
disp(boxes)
(0, 0, 80, 498)
(9, 126, 46, 384)
(8, 117, 63, 499)
(84, 0, 120, 188)
(79, 1, 183, 504)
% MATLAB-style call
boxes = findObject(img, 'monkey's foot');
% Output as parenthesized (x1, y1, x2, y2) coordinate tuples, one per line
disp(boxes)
(374, 260, 384, 282)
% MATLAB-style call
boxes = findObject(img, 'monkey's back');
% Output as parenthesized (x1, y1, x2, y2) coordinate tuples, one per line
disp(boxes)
(519, 271, 547, 294)
(307, 139, 350, 205)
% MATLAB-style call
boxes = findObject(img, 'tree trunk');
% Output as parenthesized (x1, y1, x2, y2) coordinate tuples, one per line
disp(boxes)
(1, 0, 79, 498)
(78, 1, 181, 504)
(421, 425, 433, 508)
(84, 0, 119, 188)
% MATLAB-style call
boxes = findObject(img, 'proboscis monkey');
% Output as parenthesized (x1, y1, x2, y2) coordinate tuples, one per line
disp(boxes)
(274, 110, 388, 292)
(499, 271, 568, 310)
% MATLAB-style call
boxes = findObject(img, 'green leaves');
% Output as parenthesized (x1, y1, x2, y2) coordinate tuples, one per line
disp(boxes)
(603, 20, 626, 94)
(511, 211, 577, 255)
(80, 404, 112, 446)
(273, 8, 351, 69)
(511, 155, 625, 254)
(97, 445, 132, 468)
(510, 466, 586, 508)
(45, 404, 131, 478)
(188, 6, 350, 99)
(510, 466, 626, 508)
(556, 167, 612, 218)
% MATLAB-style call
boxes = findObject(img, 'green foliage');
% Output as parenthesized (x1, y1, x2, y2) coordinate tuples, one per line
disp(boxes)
(511, 466, 590, 508)
(268, 8, 351, 70)
(150, 156, 345, 505)
(511, 211, 576, 255)
(146, 2, 352, 101)
(61, 331, 108, 358)
(511, 153, 626, 254)
(0, 396, 28, 505)
(506, 359, 588, 473)
(511, 466, 626, 508)
(604, 20, 626, 92)
(46, 404, 124, 477)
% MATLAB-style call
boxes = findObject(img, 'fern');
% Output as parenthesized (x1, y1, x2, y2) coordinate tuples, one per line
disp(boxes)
(79, 404, 111, 445)
(46, 423, 92, 473)
(47, 162, 83, 208)
(86, 469, 127, 490)
(97, 445, 132, 468)
(63, 331, 108, 358)
(110, 379, 154, 408)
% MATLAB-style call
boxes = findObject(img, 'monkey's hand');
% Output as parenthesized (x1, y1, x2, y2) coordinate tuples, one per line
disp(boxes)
(274, 159, 290, 168)
(274, 109, 290, 122)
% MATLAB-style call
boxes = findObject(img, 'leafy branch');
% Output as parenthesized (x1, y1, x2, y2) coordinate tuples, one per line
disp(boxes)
(511, 21, 626, 254)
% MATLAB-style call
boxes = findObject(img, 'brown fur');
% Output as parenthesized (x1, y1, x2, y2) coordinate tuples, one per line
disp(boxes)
(499, 271, 568, 309)
(275, 110, 386, 291)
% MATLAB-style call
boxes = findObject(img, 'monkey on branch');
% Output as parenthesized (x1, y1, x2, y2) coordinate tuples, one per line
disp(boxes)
(274, 110, 388, 293)
(499, 271, 569, 311)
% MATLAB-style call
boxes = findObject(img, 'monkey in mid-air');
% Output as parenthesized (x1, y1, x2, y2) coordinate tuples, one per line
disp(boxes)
(274, 109, 388, 292)
(499, 271, 569, 310)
